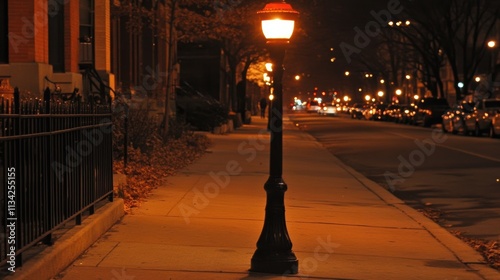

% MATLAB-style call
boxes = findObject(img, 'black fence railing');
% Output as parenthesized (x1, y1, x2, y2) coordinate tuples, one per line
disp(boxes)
(0, 88, 113, 268)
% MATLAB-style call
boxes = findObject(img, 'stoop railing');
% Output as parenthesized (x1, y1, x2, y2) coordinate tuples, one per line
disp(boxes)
(0, 88, 113, 269)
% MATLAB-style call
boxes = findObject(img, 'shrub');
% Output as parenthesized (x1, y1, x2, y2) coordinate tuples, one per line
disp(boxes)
(112, 101, 160, 159)
(177, 102, 227, 131)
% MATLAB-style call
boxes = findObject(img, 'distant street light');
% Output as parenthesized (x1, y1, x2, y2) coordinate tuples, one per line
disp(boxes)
(395, 89, 402, 95)
(252, 1, 299, 275)
(263, 73, 271, 84)
(265, 62, 273, 72)
(345, 71, 350, 76)
(377, 91, 384, 101)
(488, 40, 496, 48)
(365, 94, 371, 101)
(389, 20, 410, 27)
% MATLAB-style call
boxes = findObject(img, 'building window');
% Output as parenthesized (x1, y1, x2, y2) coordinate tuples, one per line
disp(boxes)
(49, 1, 65, 72)
(79, 0, 94, 67)
(0, 0, 8, 63)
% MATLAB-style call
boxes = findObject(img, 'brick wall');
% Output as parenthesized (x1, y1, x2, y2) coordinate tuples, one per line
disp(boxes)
(8, 0, 49, 63)
(64, 0, 79, 72)
(95, 0, 111, 71)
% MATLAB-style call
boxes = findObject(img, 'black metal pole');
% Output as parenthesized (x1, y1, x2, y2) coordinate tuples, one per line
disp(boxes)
(123, 104, 129, 173)
(251, 44, 298, 275)
(267, 71, 273, 130)
(490, 49, 497, 95)
(267, 92, 272, 130)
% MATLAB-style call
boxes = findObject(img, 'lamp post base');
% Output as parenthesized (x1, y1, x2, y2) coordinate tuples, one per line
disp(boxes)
(250, 177, 298, 275)
(251, 250, 298, 274)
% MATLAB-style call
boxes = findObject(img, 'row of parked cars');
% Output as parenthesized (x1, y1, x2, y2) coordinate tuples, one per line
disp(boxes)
(348, 98, 500, 138)
(442, 99, 500, 137)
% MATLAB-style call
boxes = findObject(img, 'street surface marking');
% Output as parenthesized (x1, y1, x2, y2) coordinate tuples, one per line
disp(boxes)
(388, 132, 500, 164)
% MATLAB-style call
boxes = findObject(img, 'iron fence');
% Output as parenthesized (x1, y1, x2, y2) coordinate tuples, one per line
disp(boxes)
(0, 88, 113, 267)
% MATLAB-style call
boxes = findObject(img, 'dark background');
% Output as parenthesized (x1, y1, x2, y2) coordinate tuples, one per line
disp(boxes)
(284, 0, 398, 102)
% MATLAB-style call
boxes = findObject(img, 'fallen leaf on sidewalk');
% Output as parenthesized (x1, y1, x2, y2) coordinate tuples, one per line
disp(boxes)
(419, 207, 499, 271)
(113, 133, 211, 212)
(451, 231, 500, 270)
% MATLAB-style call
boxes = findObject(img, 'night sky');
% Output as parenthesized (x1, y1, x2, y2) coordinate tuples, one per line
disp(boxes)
(284, 0, 398, 101)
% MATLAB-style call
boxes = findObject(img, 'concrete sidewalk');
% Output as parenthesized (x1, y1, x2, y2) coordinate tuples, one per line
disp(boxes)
(19, 116, 500, 279)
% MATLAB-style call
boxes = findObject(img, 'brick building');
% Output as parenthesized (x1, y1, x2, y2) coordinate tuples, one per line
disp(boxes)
(0, 0, 114, 98)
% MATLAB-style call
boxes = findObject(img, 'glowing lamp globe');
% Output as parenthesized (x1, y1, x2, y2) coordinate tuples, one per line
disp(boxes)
(257, 1, 299, 42)
(265, 62, 273, 72)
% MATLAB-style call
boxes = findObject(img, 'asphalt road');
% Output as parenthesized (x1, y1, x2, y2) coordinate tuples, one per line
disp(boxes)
(287, 111, 500, 242)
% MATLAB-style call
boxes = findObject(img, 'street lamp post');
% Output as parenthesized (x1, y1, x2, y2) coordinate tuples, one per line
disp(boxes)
(251, 1, 299, 275)
(404, 74, 411, 104)
(488, 40, 497, 94)
(488, 40, 496, 70)
(377, 90, 384, 102)
(395, 89, 402, 104)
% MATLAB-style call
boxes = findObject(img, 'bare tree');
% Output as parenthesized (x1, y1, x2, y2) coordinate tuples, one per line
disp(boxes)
(383, 17, 447, 98)
(401, 0, 499, 100)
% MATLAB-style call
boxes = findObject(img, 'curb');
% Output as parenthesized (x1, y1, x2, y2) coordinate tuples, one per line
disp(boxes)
(342, 161, 499, 278)
(7, 199, 125, 280)
(284, 116, 500, 278)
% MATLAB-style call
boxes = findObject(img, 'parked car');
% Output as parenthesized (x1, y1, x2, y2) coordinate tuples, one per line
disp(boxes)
(414, 98, 450, 127)
(398, 105, 417, 124)
(351, 103, 367, 119)
(340, 104, 350, 113)
(319, 103, 338, 116)
(490, 110, 500, 138)
(383, 104, 402, 122)
(362, 105, 375, 120)
(363, 103, 388, 120)
(441, 102, 474, 134)
(306, 100, 321, 113)
(464, 99, 500, 136)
